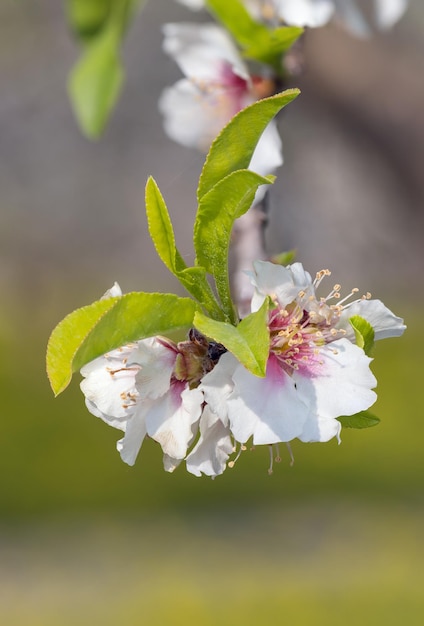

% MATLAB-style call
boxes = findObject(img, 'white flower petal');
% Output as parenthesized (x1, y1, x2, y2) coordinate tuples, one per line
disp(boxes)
(294, 339, 377, 419)
(101, 282, 122, 299)
(227, 354, 310, 444)
(175, 0, 204, 9)
(276, 0, 335, 27)
(249, 120, 283, 177)
(374, 0, 408, 30)
(116, 405, 149, 466)
(146, 383, 203, 459)
(338, 299, 406, 341)
(83, 398, 127, 431)
(132, 337, 176, 400)
(80, 347, 140, 420)
(200, 351, 236, 422)
(298, 414, 342, 443)
(186, 406, 234, 477)
(162, 23, 249, 82)
(159, 79, 238, 152)
(250, 260, 302, 311)
(163, 454, 183, 473)
(288, 262, 314, 290)
(249, 121, 283, 204)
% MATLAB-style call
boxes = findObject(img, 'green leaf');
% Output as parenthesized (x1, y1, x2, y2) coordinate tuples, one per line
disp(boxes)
(145, 176, 187, 274)
(66, 0, 112, 40)
(194, 169, 274, 324)
(205, 0, 302, 71)
(205, 0, 270, 49)
(243, 26, 303, 68)
(194, 298, 270, 377)
(270, 249, 297, 266)
(337, 411, 380, 429)
(176, 267, 227, 322)
(349, 315, 375, 356)
(197, 89, 300, 200)
(68, 27, 124, 138)
(144, 177, 225, 321)
(67, 0, 144, 138)
(47, 292, 198, 396)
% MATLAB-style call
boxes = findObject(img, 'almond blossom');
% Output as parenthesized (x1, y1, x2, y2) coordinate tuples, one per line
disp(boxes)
(159, 22, 282, 198)
(79, 266, 405, 477)
(79, 284, 203, 467)
(250, 0, 408, 33)
(79, 296, 233, 476)
(175, 0, 408, 35)
(200, 261, 405, 457)
(80, 336, 204, 467)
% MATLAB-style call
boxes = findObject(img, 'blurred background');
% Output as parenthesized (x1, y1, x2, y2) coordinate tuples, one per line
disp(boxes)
(0, 1, 423, 624)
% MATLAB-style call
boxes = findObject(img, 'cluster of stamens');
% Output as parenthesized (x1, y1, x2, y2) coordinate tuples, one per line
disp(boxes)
(268, 269, 371, 375)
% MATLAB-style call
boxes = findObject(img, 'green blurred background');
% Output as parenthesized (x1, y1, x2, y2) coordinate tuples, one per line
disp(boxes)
(1, 1, 423, 624)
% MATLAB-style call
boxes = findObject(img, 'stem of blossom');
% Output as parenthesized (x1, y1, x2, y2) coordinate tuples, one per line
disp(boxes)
(231, 197, 268, 318)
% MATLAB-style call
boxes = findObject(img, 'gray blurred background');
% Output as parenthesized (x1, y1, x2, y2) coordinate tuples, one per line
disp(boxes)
(1, 2, 423, 625)
(1, 0, 423, 314)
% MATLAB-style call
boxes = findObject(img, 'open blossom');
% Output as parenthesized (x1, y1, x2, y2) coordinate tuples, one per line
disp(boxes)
(80, 288, 224, 470)
(201, 261, 405, 452)
(81, 336, 204, 467)
(80, 295, 232, 476)
(252, 0, 408, 33)
(175, 0, 408, 35)
(159, 22, 282, 199)
(246, 0, 335, 27)
(80, 268, 405, 477)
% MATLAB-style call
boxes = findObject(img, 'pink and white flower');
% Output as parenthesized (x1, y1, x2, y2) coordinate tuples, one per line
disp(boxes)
(201, 261, 405, 449)
(159, 22, 282, 197)
(185, 405, 234, 477)
(175, 0, 408, 35)
(252, 0, 335, 27)
(265, 0, 408, 34)
(80, 334, 204, 468)
(79, 270, 405, 477)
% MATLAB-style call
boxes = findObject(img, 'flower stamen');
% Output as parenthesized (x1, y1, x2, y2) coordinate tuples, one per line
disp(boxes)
(286, 442, 295, 467)
(228, 442, 247, 468)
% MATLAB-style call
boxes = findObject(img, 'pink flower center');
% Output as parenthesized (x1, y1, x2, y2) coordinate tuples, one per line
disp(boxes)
(268, 269, 372, 376)
(269, 305, 329, 375)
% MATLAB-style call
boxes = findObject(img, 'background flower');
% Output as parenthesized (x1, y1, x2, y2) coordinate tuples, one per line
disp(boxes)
(175, 0, 408, 35)
(159, 22, 283, 198)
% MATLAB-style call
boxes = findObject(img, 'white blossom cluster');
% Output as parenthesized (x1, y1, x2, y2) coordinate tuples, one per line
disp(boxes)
(175, 0, 408, 36)
(160, 0, 408, 202)
(81, 263, 405, 477)
(159, 22, 282, 205)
